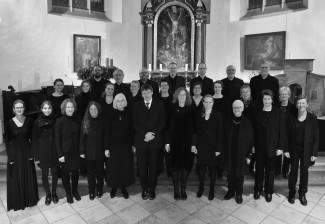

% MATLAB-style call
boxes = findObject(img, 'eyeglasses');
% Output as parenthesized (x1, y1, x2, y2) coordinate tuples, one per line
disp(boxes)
(233, 107, 243, 110)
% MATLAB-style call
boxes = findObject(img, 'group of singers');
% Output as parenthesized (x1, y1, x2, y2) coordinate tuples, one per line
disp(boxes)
(5, 61, 319, 212)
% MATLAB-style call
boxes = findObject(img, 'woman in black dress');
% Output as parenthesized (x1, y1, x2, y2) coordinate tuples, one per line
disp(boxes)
(5, 99, 39, 211)
(192, 95, 223, 201)
(212, 80, 231, 119)
(47, 79, 69, 120)
(32, 101, 59, 206)
(191, 82, 203, 115)
(99, 82, 115, 120)
(105, 93, 135, 199)
(75, 80, 94, 121)
(286, 95, 319, 206)
(254, 89, 285, 203)
(55, 99, 81, 204)
(165, 87, 194, 200)
(80, 101, 105, 200)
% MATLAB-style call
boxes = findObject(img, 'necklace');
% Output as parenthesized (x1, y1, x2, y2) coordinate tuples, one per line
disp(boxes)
(233, 120, 241, 124)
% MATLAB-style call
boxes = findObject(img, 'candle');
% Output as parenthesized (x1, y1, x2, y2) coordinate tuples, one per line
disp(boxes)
(196, 64, 199, 71)
(185, 64, 188, 72)
(148, 64, 152, 72)
(110, 59, 113, 67)
(106, 58, 110, 68)
(159, 64, 162, 72)
(88, 59, 91, 68)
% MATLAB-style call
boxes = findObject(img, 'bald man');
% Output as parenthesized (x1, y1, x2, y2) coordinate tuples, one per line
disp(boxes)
(221, 65, 244, 104)
(223, 100, 254, 204)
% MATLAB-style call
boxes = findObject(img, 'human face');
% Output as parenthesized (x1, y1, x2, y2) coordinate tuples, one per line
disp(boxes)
(169, 64, 178, 75)
(214, 83, 222, 95)
(105, 84, 114, 96)
(263, 95, 273, 107)
(116, 98, 126, 109)
(142, 89, 153, 102)
(203, 97, 214, 110)
(82, 82, 90, 93)
(41, 104, 52, 117)
(193, 85, 202, 96)
(296, 98, 308, 113)
(94, 66, 103, 78)
(54, 81, 64, 93)
(13, 102, 24, 116)
(160, 82, 169, 93)
(241, 87, 251, 100)
(139, 72, 149, 82)
(260, 64, 270, 76)
(130, 82, 139, 95)
(65, 102, 75, 116)
(89, 104, 98, 118)
(198, 64, 207, 77)
(280, 90, 290, 102)
(226, 66, 236, 80)
(178, 90, 187, 104)
(232, 104, 244, 117)
(114, 72, 124, 84)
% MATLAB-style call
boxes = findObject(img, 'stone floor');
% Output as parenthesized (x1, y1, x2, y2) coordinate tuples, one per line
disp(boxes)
(0, 181, 325, 224)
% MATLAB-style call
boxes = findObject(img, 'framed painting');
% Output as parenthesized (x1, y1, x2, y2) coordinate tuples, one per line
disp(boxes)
(244, 31, 286, 70)
(73, 34, 101, 72)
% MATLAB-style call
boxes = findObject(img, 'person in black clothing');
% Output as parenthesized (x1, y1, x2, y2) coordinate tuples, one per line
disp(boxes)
(139, 67, 159, 98)
(99, 82, 115, 121)
(223, 100, 254, 204)
(250, 62, 280, 107)
(47, 78, 69, 120)
(89, 65, 109, 101)
(190, 62, 214, 96)
(166, 62, 186, 94)
(106, 93, 135, 199)
(129, 80, 142, 111)
(285, 95, 319, 206)
(212, 80, 231, 119)
(221, 65, 244, 104)
(113, 68, 131, 99)
(32, 101, 59, 206)
(192, 82, 204, 115)
(55, 99, 81, 204)
(5, 99, 39, 211)
(192, 95, 223, 201)
(165, 87, 194, 201)
(80, 101, 105, 200)
(276, 86, 296, 178)
(253, 90, 285, 203)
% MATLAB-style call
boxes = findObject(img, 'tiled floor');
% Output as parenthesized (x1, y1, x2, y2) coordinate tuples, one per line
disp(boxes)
(0, 183, 325, 224)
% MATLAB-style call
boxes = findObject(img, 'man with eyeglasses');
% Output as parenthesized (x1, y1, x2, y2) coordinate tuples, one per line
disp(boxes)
(89, 65, 110, 101)
(190, 62, 214, 96)
(250, 62, 279, 106)
(166, 62, 185, 94)
(138, 67, 159, 99)
(221, 65, 244, 104)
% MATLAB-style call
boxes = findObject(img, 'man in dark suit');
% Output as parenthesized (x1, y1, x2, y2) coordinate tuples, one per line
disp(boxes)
(221, 65, 244, 104)
(166, 62, 186, 94)
(113, 68, 131, 100)
(138, 67, 159, 98)
(190, 62, 214, 96)
(133, 83, 165, 200)
(250, 62, 280, 107)
(89, 65, 110, 101)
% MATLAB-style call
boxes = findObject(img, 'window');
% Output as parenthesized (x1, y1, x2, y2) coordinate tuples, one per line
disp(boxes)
(91, 0, 105, 12)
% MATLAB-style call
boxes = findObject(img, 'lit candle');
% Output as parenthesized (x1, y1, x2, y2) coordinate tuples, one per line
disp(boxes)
(196, 64, 199, 71)
(106, 58, 110, 68)
(159, 64, 162, 72)
(185, 64, 188, 72)
(148, 64, 152, 72)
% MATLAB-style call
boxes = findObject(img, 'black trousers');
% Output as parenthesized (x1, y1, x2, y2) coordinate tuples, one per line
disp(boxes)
(254, 154, 276, 194)
(275, 155, 291, 175)
(289, 149, 309, 195)
(136, 146, 159, 190)
(198, 165, 217, 188)
(227, 174, 244, 196)
(41, 166, 58, 192)
(249, 153, 256, 172)
(61, 167, 79, 193)
(86, 159, 105, 193)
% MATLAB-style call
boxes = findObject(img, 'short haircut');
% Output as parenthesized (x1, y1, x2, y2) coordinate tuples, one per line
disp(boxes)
(279, 86, 291, 96)
(160, 78, 169, 86)
(214, 80, 224, 89)
(113, 68, 124, 77)
(13, 99, 25, 109)
(193, 81, 203, 89)
(198, 62, 206, 68)
(140, 83, 153, 92)
(139, 67, 149, 73)
(169, 62, 177, 68)
(172, 87, 192, 106)
(113, 93, 128, 109)
(93, 65, 102, 70)
(261, 89, 274, 101)
(41, 100, 53, 110)
(131, 80, 140, 88)
(60, 98, 77, 115)
(232, 100, 244, 108)
(240, 84, 251, 93)
(53, 78, 64, 86)
(295, 95, 307, 105)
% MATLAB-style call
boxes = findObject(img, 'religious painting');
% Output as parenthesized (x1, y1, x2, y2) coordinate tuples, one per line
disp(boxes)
(73, 34, 101, 72)
(157, 5, 191, 69)
(244, 31, 286, 70)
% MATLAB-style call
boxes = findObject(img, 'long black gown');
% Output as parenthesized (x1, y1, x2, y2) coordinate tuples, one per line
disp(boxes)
(5, 117, 39, 211)
(105, 108, 135, 188)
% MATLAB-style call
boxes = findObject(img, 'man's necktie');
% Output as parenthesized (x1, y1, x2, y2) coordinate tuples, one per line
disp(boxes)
(145, 102, 150, 109)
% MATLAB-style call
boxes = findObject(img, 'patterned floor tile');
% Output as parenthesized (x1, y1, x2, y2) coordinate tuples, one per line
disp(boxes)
(42, 203, 76, 223)
(232, 204, 267, 224)
(270, 204, 307, 224)
(193, 204, 228, 224)
(154, 204, 189, 224)
(79, 203, 113, 224)
(116, 203, 150, 224)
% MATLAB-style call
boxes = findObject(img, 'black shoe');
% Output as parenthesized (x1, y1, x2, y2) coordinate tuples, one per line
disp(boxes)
(288, 196, 295, 204)
(45, 191, 52, 206)
(110, 188, 117, 198)
(149, 189, 156, 200)
(141, 189, 148, 200)
(174, 189, 180, 201)
(224, 192, 235, 200)
(265, 193, 272, 202)
(236, 195, 243, 204)
(299, 194, 307, 206)
(89, 193, 96, 200)
(97, 189, 103, 198)
(52, 190, 59, 204)
(254, 191, 261, 200)
(66, 192, 74, 204)
(121, 188, 129, 199)
(197, 186, 204, 198)
(180, 187, 187, 200)
(72, 191, 81, 201)
(208, 189, 214, 201)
